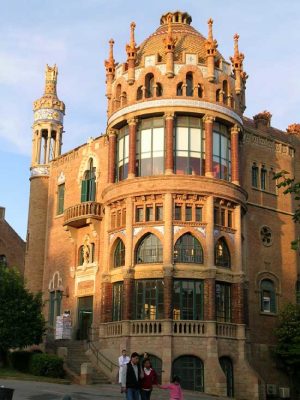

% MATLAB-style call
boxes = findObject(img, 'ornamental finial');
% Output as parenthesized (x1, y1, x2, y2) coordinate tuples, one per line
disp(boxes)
(130, 22, 136, 48)
(207, 18, 214, 42)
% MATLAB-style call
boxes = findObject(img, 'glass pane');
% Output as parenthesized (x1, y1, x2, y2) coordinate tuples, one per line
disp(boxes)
(176, 127, 189, 151)
(213, 132, 220, 157)
(141, 129, 152, 153)
(221, 135, 227, 158)
(190, 128, 201, 153)
(153, 128, 164, 156)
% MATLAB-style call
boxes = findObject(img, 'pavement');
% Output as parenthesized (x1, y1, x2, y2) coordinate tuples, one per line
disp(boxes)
(0, 380, 227, 400)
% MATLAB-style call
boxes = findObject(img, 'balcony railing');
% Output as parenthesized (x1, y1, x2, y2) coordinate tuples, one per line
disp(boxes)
(99, 320, 243, 339)
(63, 201, 103, 228)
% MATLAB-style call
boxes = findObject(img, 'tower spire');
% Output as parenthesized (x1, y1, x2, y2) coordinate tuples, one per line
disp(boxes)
(163, 14, 177, 78)
(126, 22, 139, 85)
(44, 64, 58, 96)
(230, 33, 248, 95)
(205, 18, 218, 82)
(105, 39, 116, 98)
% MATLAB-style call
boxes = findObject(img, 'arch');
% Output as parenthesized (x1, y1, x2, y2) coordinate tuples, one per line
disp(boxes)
(219, 356, 234, 397)
(81, 158, 96, 202)
(77, 152, 98, 184)
(176, 82, 183, 96)
(114, 238, 125, 268)
(260, 279, 276, 313)
(186, 72, 193, 96)
(174, 233, 203, 264)
(215, 237, 231, 268)
(135, 233, 163, 264)
(136, 86, 143, 100)
(172, 355, 204, 391)
(145, 73, 154, 98)
(156, 82, 163, 97)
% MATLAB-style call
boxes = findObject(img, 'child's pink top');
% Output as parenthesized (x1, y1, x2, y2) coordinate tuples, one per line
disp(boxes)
(160, 383, 183, 400)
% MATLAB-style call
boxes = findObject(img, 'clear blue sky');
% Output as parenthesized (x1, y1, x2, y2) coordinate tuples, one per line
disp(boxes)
(1, 0, 299, 239)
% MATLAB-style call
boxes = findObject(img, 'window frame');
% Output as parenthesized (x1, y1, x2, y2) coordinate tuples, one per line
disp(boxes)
(215, 282, 231, 322)
(136, 233, 163, 264)
(112, 282, 123, 321)
(213, 123, 231, 181)
(260, 279, 276, 314)
(174, 233, 204, 264)
(173, 279, 204, 320)
(57, 183, 65, 215)
(133, 279, 164, 320)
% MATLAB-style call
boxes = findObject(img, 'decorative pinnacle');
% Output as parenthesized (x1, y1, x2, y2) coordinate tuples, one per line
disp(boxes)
(167, 14, 172, 37)
(44, 64, 58, 96)
(230, 33, 245, 67)
(109, 39, 115, 62)
(233, 33, 240, 57)
(130, 22, 136, 48)
(163, 14, 177, 50)
(207, 18, 213, 41)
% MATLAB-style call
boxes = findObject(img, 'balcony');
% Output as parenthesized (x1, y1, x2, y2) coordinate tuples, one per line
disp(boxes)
(98, 320, 244, 340)
(63, 201, 103, 228)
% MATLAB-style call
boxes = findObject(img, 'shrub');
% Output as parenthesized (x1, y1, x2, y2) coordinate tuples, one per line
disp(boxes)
(29, 353, 64, 378)
(9, 351, 33, 372)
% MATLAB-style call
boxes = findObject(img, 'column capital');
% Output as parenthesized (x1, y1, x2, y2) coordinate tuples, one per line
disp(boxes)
(231, 124, 241, 135)
(127, 117, 138, 126)
(203, 114, 215, 124)
(107, 129, 117, 137)
(164, 112, 175, 120)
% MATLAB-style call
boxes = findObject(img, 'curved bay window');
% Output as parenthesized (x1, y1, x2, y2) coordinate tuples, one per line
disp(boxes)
(173, 280, 204, 320)
(215, 238, 231, 268)
(136, 118, 164, 177)
(136, 233, 163, 264)
(116, 126, 129, 181)
(114, 239, 125, 268)
(134, 279, 164, 320)
(174, 233, 203, 264)
(260, 279, 276, 313)
(213, 123, 231, 181)
(81, 158, 96, 202)
(175, 116, 205, 175)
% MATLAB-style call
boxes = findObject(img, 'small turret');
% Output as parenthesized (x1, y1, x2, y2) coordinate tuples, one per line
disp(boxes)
(104, 39, 116, 99)
(205, 18, 218, 82)
(163, 15, 177, 78)
(230, 34, 247, 95)
(126, 22, 139, 85)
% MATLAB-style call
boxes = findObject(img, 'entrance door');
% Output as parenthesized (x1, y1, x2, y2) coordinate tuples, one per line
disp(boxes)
(219, 356, 234, 397)
(77, 296, 93, 340)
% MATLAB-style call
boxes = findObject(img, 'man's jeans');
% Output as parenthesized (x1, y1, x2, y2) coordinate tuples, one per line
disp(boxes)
(126, 388, 140, 400)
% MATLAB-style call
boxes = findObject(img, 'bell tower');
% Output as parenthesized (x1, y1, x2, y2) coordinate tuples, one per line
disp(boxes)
(25, 65, 65, 293)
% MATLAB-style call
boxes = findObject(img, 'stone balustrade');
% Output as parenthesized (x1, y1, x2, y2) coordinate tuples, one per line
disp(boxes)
(63, 201, 103, 228)
(216, 322, 237, 338)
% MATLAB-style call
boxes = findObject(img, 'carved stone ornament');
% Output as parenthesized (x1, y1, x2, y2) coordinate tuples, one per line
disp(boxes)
(286, 123, 300, 135)
(30, 166, 49, 177)
(57, 171, 65, 185)
(34, 108, 64, 123)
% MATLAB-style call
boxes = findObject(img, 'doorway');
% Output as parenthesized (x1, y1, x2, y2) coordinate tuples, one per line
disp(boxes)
(77, 296, 93, 340)
(219, 356, 234, 397)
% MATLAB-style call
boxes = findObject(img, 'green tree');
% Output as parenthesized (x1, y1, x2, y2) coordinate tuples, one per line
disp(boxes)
(274, 303, 300, 396)
(0, 264, 45, 365)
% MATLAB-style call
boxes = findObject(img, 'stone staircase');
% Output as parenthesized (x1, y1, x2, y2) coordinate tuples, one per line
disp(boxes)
(57, 340, 110, 384)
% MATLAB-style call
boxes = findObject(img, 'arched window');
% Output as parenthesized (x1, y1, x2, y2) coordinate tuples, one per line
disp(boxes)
(197, 84, 203, 98)
(156, 83, 163, 97)
(260, 279, 276, 313)
(115, 84, 121, 109)
(174, 233, 203, 264)
(136, 233, 163, 264)
(186, 73, 193, 96)
(215, 238, 231, 268)
(121, 91, 127, 106)
(116, 126, 129, 181)
(137, 86, 143, 100)
(216, 89, 221, 102)
(219, 357, 234, 397)
(0, 254, 7, 267)
(252, 162, 258, 187)
(145, 73, 154, 98)
(173, 356, 204, 392)
(261, 165, 267, 190)
(213, 122, 231, 181)
(114, 239, 125, 268)
(222, 80, 228, 104)
(81, 158, 96, 202)
(176, 82, 183, 96)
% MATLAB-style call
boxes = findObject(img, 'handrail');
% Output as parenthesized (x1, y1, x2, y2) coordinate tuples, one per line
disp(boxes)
(87, 327, 118, 372)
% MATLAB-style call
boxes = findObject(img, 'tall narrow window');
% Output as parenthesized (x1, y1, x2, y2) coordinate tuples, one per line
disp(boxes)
(114, 239, 125, 268)
(57, 183, 65, 215)
(136, 233, 163, 264)
(195, 206, 202, 222)
(261, 165, 267, 190)
(134, 279, 164, 320)
(174, 116, 205, 176)
(145, 73, 154, 98)
(155, 205, 163, 221)
(177, 82, 183, 96)
(174, 233, 203, 264)
(116, 126, 129, 181)
(173, 280, 204, 320)
(81, 159, 96, 202)
(174, 205, 182, 220)
(112, 282, 123, 321)
(215, 282, 231, 322)
(136, 118, 164, 177)
(260, 279, 276, 313)
(215, 238, 231, 268)
(185, 205, 192, 221)
(186, 73, 193, 96)
(296, 280, 300, 305)
(49, 290, 62, 326)
(213, 123, 231, 181)
(146, 206, 153, 221)
(252, 163, 258, 187)
(222, 80, 228, 104)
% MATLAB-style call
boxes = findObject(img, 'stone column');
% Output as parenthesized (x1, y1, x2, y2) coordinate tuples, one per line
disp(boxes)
(231, 124, 240, 185)
(101, 274, 113, 322)
(163, 193, 174, 319)
(204, 278, 215, 320)
(123, 196, 134, 320)
(108, 130, 117, 183)
(125, 197, 133, 268)
(234, 204, 242, 272)
(232, 282, 244, 324)
(203, 115, 215, 177)
(36, 130, 42, 164)
(205, 195, 216, 320)
(54, 127, 61, 159)
(128, 118, 138, 179)
(123, 273, 134, 320)
(165, 113, 174, 175)
(31, 130, 37, 165)
(45, 128, 51, 164)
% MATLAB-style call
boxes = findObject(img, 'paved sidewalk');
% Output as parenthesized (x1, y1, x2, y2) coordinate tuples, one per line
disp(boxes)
(0, 379, 227, 400)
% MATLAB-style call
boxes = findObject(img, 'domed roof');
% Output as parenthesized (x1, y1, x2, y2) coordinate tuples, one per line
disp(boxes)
(136, 11, 224, 66)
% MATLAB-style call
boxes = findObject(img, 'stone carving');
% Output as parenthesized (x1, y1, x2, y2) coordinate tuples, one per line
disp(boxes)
(52, 150, 79, 168)
(34, 109, 63, 123)
(243, 132, 294, 157)
(196, 226, 206, 237)
(57, 171, 65, 185)
(153, 226, 164, 235)
(286, 123, 300, 135)
(133, 227, 143, 237)
(30, 166, 49, 177)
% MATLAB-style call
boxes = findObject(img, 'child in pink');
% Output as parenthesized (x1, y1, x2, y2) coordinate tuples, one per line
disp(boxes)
(159, 376, 183, 400)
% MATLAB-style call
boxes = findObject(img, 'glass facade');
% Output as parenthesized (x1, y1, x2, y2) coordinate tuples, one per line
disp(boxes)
(175, 116, 205, 175)
(117, 126, 129, 181)
(213, 123, 231, 181)
(216, 282, 231, 322)
(136, 118, 164, 176)
(112, 282, 123, 321)
(173, 280, 204, 320)
(134, 279, 164, 320)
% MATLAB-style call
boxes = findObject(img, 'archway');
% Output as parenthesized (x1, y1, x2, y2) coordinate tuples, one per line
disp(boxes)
(172, 355, 204, 391)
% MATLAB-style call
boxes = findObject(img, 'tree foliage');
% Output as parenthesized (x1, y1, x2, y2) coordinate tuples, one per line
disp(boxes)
(0, 265, 45, 354)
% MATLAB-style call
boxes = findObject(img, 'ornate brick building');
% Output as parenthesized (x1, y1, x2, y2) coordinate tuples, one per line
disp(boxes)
(24, 11, 300, 399)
